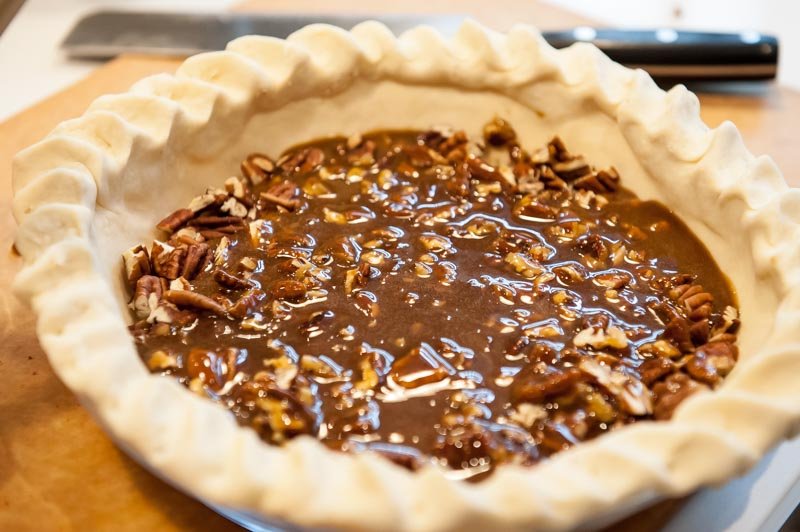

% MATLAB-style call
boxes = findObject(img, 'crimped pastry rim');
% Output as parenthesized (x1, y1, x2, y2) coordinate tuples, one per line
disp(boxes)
(11, 20, 800, 531)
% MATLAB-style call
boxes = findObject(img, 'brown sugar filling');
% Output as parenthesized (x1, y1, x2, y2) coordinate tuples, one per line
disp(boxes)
(125, 118, 740, 479)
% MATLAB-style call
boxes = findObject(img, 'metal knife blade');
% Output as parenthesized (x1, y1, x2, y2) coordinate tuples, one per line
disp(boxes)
(61, 11, 779, 81)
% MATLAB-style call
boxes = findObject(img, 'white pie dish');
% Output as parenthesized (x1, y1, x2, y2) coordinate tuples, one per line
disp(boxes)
(11, 19, 800, 531)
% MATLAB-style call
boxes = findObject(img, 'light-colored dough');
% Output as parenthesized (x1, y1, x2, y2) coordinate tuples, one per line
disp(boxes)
(11, 20, 800, 531)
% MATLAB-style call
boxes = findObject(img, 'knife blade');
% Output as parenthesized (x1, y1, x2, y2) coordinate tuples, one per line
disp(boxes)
(61, 11, 779, 81)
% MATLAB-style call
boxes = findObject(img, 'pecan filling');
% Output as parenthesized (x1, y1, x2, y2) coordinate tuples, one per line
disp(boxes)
(126, 119, 740, 479)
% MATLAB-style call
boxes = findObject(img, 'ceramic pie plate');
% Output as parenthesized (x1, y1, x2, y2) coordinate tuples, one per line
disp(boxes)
(11, 20, 800, 531)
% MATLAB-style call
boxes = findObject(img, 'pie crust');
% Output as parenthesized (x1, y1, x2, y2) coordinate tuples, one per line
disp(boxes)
(12, 20, 800, 531)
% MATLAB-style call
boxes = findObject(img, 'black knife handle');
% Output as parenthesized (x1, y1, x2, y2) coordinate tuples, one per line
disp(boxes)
(542, 28, 778, 80)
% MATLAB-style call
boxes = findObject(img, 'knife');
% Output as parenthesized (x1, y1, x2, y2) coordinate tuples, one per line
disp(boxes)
(61, 11, 779, 81)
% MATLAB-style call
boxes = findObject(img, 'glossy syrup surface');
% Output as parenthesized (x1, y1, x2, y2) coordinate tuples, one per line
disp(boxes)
(128, 121, 740, 479)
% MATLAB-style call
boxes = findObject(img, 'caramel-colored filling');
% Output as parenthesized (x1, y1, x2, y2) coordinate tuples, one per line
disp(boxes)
(127, 119, 739, 479)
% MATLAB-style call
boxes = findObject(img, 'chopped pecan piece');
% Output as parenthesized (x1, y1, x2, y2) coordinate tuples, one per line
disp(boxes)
(224, 176, 249, 200)
(638, 357, 674, 386)
(593, 272, 630, 290)
(329, 397, 381, 434)
(578, 359, 652, 416)
(348, 139, 377, 166)
(213, 268, 253, 290)
(270, 279, 307, 301)
(514, 195, 558, 220)
(132, 275, 165, 319)
(689, 318, 711, 345)
(510, 364, 583, 404)
(434, 422, 510, 469)
(573, 324, 628, 350)
(353, 348, 390, 391)
(181, 242, 210, 280)
(444, 163, 470, 198)
(390, 343, 454, 389)
(466, 156, 506, 186)
(122, 245, 151, 287)
(344, 262, 372, 294)
(679, 286, 714, 314)
(547, 136, 570, 161)
(146, 349, 179, 371)
(187, 347, 244, 391)
(638, 339, 682, 359)
(574, 234, 608, 261)
(685, 341, 738, 385)
(187, 189, 227, 213)
(538, 165, 568, 190)
(241, 153, 275, 185)
(147, 301, 197, 326)
(652, 373, 709, 420)
(483, 117, 517, 146)
(552, 157, 590, 181)
(220, 197, 249, 218)
(151, 241, 186, 280)
(228, 289, 267, 319)
(504, 251, 542, 279)
(662, 317, 694, 353)
(573, 167, 619, 192)
(537, 420, 582, 455)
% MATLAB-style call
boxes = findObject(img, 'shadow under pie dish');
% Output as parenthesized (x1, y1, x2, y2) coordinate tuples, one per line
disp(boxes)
(11, 19, 800, 532)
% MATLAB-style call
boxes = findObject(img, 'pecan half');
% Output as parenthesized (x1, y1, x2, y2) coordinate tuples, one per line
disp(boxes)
(132, 275, 165, 319)
(189, 215, 245, 227)
(151, 241, 186, 280)
(156, 208, 194, 233)
(122, 245, 151, 287)
(279, 147, 325, 174)
(261, 181, 300, 210)
(162, 289, 227, 315)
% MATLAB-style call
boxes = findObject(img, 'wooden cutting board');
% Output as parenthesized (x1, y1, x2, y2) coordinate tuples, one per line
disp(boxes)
(1, 1, 798, 530)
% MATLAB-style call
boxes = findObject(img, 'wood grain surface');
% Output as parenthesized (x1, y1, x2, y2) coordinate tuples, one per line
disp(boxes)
(1, 1, 798, 530)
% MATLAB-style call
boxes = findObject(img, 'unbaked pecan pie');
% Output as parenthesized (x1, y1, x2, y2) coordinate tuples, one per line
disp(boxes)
(125, 118, 740, 479)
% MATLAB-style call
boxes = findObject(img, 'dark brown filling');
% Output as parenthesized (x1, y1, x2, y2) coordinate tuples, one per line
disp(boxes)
(125, 118, 739, 479)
